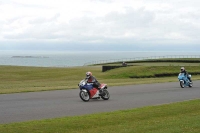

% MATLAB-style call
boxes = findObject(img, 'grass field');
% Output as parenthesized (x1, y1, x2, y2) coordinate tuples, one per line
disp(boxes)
(0, 59, 200, 132)
(0, 64, 200, 94)
(0, 99, 199, 133)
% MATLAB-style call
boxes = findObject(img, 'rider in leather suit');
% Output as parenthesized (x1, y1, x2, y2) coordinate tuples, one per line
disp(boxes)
(85, 72, 102, 94)
(180, 67, 192, 82)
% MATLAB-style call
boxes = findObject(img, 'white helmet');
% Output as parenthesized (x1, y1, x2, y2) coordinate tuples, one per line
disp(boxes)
(181, 67, 185, 72)
(86, 71, 92, 78)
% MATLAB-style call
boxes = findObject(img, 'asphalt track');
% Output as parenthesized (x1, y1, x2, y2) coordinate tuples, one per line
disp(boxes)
(0, 81, 200, 124)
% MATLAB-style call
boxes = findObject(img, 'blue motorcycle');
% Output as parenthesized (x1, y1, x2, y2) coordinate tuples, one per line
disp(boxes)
(178, 73, 193, 88)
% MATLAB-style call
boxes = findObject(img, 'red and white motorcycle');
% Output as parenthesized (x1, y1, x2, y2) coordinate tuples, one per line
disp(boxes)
(78, 79, 110, 102)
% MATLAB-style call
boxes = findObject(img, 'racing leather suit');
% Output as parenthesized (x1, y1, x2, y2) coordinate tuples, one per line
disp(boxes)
(86, 76, 101, 89)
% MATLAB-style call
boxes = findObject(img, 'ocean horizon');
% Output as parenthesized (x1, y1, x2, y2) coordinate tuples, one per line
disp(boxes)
(0, 51, 200, 67)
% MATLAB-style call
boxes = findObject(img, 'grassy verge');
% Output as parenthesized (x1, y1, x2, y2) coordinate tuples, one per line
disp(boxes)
(0, 65, 200, 94)
(0, 99, 199, 133)
(104, 66, 200, 78)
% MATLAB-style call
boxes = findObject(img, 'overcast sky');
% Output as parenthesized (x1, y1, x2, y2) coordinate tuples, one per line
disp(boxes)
(0, 0, 200, 51)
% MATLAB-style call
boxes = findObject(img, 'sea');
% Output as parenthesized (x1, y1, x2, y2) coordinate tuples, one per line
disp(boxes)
(0, 51, 199, 67)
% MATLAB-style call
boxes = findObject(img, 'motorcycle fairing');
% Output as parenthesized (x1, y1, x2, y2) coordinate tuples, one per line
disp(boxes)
(178, 73, 189, 82)
(100, 83, 107, 89)
(89, 88, 98, 98)
(81, 83, 98, 98)
(178, 73, 191, 86)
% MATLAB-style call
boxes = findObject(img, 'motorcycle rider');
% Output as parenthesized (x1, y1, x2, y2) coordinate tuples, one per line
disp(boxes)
(85, 71, 103, 94)
(180, 67, 192, 83)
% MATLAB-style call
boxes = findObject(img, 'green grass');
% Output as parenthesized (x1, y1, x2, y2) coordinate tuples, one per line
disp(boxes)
(0, 66, 101, 94)
(1, 59, 200, 132)
(105, 66, 200, 78)
(0, 65, 200, 94)
(0, 99, 199, 133)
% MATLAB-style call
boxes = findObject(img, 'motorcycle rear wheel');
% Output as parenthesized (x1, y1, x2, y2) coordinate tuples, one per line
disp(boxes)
(79, 91, 90, 102)
(101, 89, 110, 100)
(189, 82, 193, 87)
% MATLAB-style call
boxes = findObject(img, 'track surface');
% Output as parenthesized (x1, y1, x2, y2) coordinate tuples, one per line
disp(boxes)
(0, 81, 200, 124)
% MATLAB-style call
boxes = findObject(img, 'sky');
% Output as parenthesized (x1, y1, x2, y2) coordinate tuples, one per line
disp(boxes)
(0, 0, 200, 52)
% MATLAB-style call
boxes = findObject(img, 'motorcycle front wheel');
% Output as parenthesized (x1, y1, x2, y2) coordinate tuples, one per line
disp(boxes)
(180, 81, 185, 88)
(79, 90, 90, 102)
(101, 89, 110, 100)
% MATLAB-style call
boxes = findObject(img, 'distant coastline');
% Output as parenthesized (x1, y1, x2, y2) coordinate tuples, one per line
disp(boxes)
(11, 56, 49, 58)
(0, 51, 198, 67)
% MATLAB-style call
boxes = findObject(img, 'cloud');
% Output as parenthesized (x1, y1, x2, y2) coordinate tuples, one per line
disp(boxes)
(29, 13, 60, 24)
(0, 0, 200, 51)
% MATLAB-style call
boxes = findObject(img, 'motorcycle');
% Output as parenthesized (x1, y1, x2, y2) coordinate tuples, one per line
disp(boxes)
(78, 79, 110, 102)
(178, 73, 193, 88)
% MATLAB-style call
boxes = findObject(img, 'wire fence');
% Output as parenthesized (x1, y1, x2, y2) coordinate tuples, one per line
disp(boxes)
(84, 55, 200, 66)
